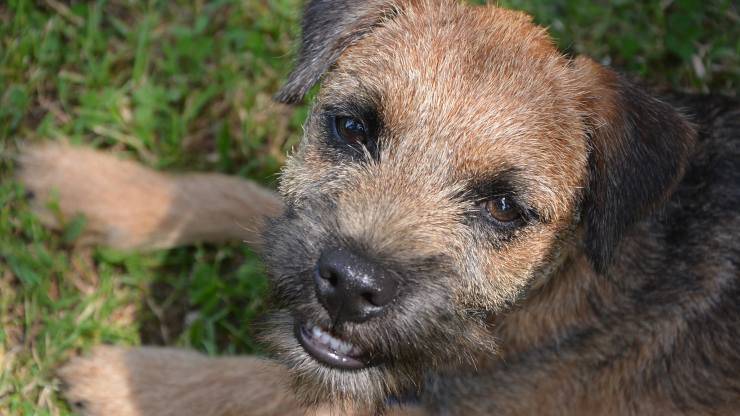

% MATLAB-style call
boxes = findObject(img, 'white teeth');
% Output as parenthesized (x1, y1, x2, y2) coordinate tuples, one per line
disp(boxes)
(337, 343, 352, 355)
(329, 338, 341, 351)
(309, 325, 360, 356)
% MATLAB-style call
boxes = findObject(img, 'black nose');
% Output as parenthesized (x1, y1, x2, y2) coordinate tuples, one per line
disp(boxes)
(314, 247, 398, 323)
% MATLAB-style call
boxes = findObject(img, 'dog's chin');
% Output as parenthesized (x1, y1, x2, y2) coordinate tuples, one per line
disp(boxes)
(259, 311, 420, 410)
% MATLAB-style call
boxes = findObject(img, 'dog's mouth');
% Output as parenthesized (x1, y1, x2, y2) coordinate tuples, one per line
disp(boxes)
(294, 322, 374, 370)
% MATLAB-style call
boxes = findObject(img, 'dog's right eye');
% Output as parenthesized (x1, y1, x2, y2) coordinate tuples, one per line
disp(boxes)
(332, 116, 368, 145)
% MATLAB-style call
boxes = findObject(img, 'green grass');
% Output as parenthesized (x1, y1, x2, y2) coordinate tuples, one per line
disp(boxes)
(1, 0, 737, 414)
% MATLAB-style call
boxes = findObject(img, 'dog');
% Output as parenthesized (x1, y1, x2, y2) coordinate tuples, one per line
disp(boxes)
(18, 0, 740, 415)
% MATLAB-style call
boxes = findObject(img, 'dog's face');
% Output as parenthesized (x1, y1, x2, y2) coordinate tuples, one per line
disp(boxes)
(261, 0, 694, 409)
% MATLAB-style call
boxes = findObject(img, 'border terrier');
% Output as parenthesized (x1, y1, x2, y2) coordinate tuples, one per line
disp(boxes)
(18, 0, 740, 414)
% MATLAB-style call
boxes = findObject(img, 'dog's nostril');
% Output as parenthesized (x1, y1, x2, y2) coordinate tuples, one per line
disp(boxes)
(327, 273, 338, 287)
(361, 290, 394, 307)
(361, 292, 377, 306)
(318, 265, 338, 286)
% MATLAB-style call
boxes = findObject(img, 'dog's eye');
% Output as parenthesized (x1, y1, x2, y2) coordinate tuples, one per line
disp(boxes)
(483, 196, 521, 224)
(333, 116, 367, 145)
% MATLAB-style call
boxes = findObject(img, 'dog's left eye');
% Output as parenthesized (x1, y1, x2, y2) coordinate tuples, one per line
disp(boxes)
(483, 196, 522, 224)
(333, 116, 368, 145)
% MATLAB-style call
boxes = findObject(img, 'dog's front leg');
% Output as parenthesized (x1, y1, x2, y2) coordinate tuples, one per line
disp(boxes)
(59, 346, 310, 416)
(17, 143, 282, 251)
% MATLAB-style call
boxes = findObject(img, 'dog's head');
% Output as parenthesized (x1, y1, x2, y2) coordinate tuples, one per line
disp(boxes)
(261, 0, 695, 410)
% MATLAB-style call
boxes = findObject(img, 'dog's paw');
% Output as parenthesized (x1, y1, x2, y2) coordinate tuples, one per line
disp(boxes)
(58, 346, 141, 416)
(57, 346, 210, 416)
(16, 143, 181, 250)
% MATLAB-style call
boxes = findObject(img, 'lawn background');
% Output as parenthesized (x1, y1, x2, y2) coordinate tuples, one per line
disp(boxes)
(1, 0, 738, 414)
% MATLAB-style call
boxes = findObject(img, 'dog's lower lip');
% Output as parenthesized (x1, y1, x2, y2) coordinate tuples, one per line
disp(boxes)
(295, 323, 370, 370)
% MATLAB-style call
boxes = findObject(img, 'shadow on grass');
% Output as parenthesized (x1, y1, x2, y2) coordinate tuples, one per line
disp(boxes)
(135, 244, 271, 356)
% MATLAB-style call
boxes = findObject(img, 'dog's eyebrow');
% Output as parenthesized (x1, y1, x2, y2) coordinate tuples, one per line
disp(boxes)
(321, 81, 382, 115)
(465, 168, 526, 199)
(323, 99, 379, 121)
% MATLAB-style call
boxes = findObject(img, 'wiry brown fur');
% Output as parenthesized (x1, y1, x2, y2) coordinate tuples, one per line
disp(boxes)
(18, 0, 739, 415)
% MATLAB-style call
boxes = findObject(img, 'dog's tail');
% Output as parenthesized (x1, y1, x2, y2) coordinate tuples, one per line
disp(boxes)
(16, 143, 283, 252)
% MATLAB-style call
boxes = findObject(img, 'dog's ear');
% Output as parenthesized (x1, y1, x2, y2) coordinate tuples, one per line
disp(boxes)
(275, 0, 399, 104)
(573, 57, 696, 273)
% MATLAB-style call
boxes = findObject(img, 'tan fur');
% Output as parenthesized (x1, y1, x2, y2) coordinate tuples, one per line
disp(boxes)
(18, 143, 282, 251)
(59, 347, 304, 416)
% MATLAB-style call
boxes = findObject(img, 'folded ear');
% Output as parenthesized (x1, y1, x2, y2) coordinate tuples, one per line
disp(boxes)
(275, 0, 400, 104)
(573, 57, 697, 273)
